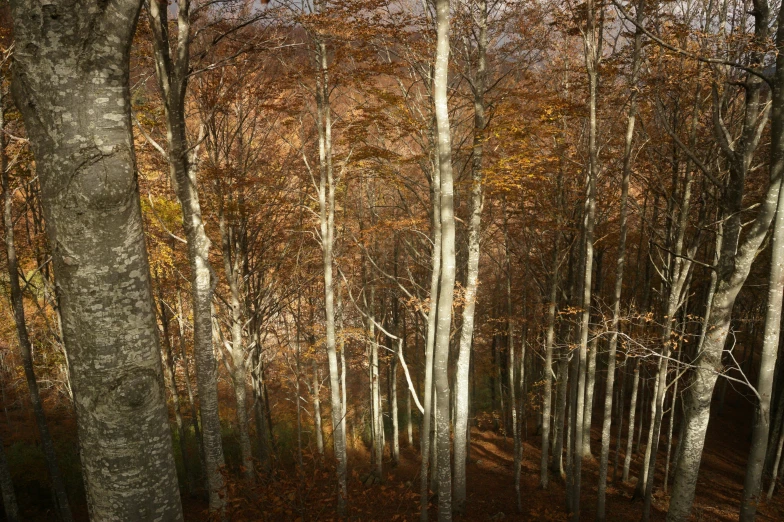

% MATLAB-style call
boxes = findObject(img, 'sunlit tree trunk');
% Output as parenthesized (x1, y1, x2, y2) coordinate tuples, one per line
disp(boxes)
(623, 359, 640, 482)
(453, 0, 487, 510)
(540, 237, 559, 489)
(669, 21, 782, 519)
(433, 0, 456, 516)
(313, 34, 349, 513)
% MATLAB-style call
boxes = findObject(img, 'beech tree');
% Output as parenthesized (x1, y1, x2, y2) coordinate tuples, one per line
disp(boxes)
(8, 0, 183, 519)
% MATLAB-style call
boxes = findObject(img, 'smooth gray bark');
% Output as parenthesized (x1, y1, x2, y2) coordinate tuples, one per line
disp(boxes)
(740, 16, 784, 515)
(10, 1, 183, 518)
(453, 0, 487, 510)
(312, 32, 349, 513)
(1, 72, 73, 522)
(623, 359, 640, 482)
(313, 361, 325, 455)
(540, 239, 559, 489)
(668, 8, 781, 516)
(433, 0, 456, 516)
(146, 1, 227, 511)
(596, 3, 641, 515)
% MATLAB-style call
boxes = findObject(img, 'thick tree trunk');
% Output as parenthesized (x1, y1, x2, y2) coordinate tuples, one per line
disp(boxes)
(669, 99, 783, 522)
(10, 2, 183, 518)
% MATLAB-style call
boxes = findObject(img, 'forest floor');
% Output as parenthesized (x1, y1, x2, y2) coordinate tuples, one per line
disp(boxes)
(5, 383, 784, 521)
(187, 385, 784, 522)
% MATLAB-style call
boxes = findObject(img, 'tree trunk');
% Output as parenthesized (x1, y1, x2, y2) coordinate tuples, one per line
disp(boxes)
(157, 287, 194, 493)
(740, 47, 784, 520)
(390, 357, 400, 465)
(573, 3, 601, 515)
(313, 35, 349, 514)
(10, 2, 183, 518)
(767, 414, 784, 498)
(313, 361, 325, 456)
(147, 3, 227, 511)
(0, 429, 18, 522)
(541, 239, 559, 489)
(433, 0, 455, 516)
(453, 0, 487, 509)
(623, 359, 640, 482)
(552, 354, 569, 477)
(216, 194, 254, 481)
(1, 78, 73, 522)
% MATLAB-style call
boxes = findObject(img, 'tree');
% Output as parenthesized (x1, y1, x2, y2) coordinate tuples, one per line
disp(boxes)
(9, 0, 183, 519)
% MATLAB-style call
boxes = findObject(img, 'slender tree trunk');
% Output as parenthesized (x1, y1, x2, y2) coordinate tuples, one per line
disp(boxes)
(582, 330, 598, 458)
(767, 414, 784, 498)
(433, 0, 456, 516)
(453, 0, 487, 509)
(623, 359, 640, 482)
(313, 361, 325, 455)
(740, 62, 784, 520)
(597, 2, 641, 512)
(405, 314, 414, 447)
(147, 3, 226, 511)
(10, 2, 184, 518)
(216, 199, 254, 482)
(313, 36, 349, 514)
(572, 3, 601, 516)
(503, 203, 521, 512)
(157, 288, 194, 493)
(391, 357, 400, 465)
(552, 353, 569, 477)
(541, 239, 559, 489)
(1, 81, 73, 522)
(636, 373, 646, 455)
(0, 430, 18, 522)
(613, 357, 627, 483)
(176, 292, 203, 467)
